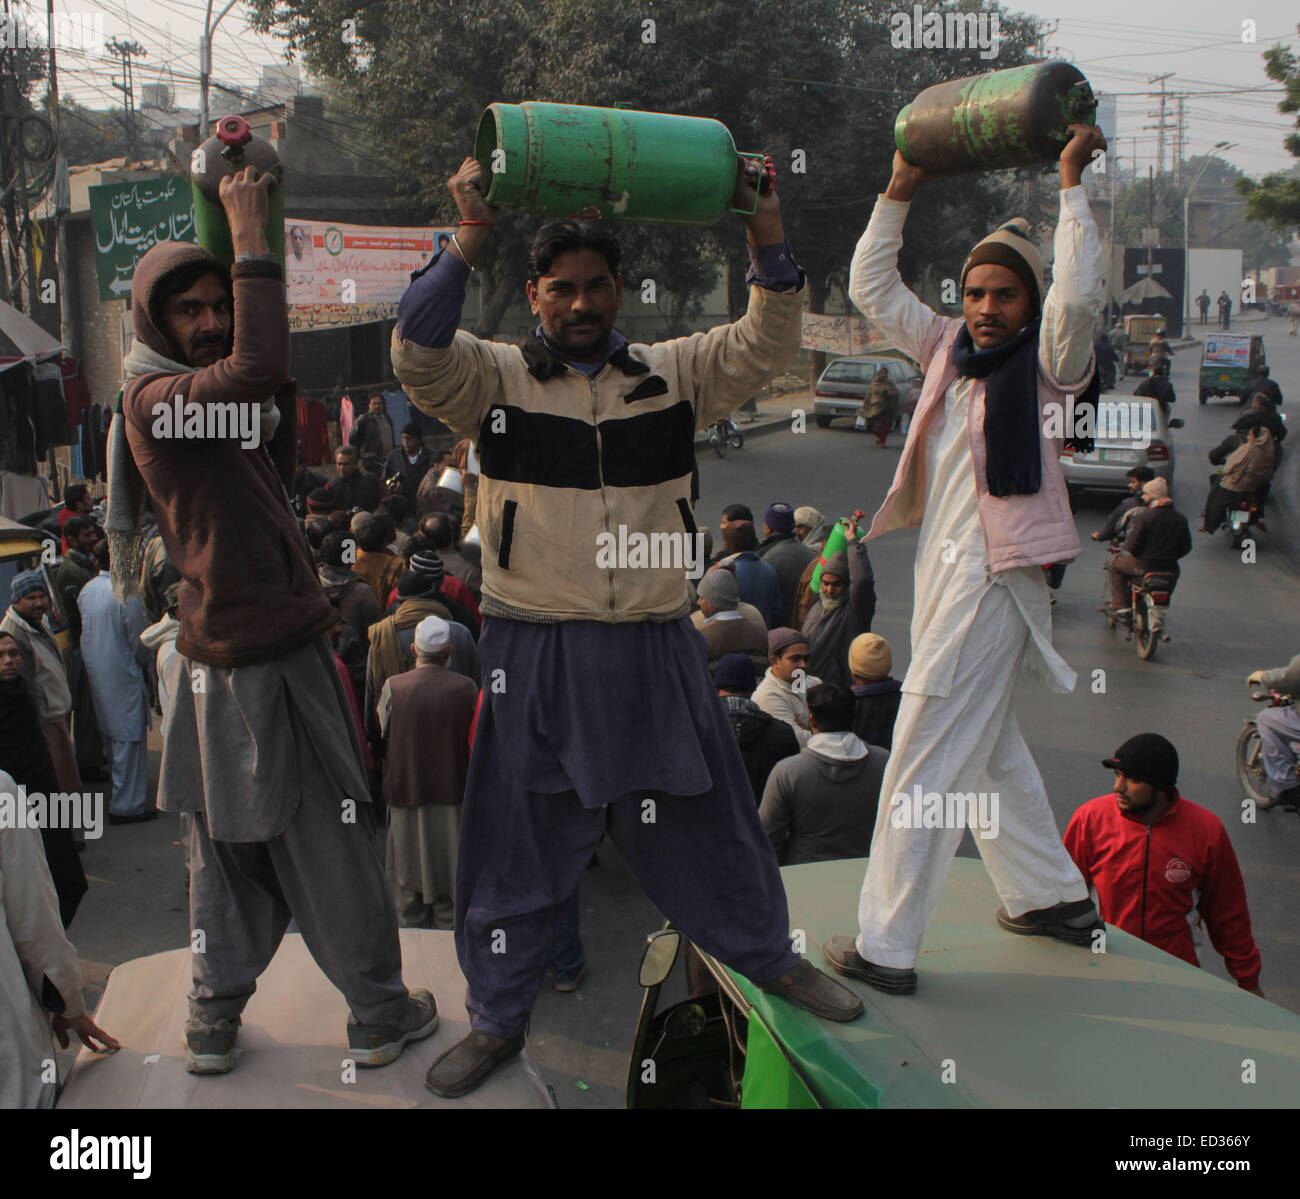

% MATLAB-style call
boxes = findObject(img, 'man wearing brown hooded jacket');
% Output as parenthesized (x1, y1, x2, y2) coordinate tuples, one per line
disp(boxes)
(115, 168, 435, 1076)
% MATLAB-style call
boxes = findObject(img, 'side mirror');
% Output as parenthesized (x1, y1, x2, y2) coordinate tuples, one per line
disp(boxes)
(1168, 418, 1185, 429)
(638, 929, 681, 988)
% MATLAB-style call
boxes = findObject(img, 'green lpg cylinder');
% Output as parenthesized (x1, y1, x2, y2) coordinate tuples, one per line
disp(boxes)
(190, 114, 286, 269)
(894, 63, 1097, 174)
(475, 101, 761, 224)
(810, 513, 866, 595)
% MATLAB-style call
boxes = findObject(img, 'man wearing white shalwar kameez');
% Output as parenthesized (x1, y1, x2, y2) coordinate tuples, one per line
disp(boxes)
(1, 770, 119, 1107)
(78, 569, 152, 820)
(824, 126, 1109, 992)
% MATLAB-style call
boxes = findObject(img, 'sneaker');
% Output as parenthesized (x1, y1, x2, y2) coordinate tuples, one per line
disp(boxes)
(426, 1030, 526, 1099)
(553, 965, 586, 993)
(185, 1016, 240, 1075)
(995, 899, 1103, 947)
(346, 988, 439, 1067)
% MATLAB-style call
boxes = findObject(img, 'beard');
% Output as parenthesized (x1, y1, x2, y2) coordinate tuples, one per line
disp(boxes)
(819, 593, 845, 613)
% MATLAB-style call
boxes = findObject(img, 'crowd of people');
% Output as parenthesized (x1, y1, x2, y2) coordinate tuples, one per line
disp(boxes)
(1, 124, 1293, 1109)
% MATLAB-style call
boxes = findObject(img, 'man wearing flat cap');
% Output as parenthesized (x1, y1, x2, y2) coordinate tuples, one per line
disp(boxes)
(825, 124, 1108, 995)
(1063, 734, 1262, 995)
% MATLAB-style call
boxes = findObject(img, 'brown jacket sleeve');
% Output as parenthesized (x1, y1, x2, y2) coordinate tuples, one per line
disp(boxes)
(124, 269, 289, 435)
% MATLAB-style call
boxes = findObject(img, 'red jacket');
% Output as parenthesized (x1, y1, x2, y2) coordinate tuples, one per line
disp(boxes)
(1063, 792, 1261, 990)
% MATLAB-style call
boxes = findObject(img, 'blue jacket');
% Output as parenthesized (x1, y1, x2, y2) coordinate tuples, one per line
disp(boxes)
(731, 551, 783, 630)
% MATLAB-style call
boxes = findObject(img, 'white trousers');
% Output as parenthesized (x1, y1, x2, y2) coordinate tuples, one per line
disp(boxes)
(856, 585, 1088, 969)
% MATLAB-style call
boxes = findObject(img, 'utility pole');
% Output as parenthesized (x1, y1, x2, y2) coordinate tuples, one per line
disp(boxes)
(46, 0, 75, 352)
(1144, 73, 1174, 177)
(108, 37, 147, 159)
(1174, 94, 1186, 187)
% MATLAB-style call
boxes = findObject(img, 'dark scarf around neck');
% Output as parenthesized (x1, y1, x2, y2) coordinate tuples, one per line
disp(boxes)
(951, 318, 1098, 497)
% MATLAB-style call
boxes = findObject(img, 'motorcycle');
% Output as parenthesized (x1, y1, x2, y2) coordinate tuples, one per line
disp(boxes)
(708, 414, 744, 459)
(1209, 473, 1263, 549)
(1102, 540, 1174, 661)
(1237, 691, 1299, 809)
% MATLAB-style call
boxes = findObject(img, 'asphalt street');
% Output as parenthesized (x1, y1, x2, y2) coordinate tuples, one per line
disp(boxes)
(65, 311, 1300, 1110)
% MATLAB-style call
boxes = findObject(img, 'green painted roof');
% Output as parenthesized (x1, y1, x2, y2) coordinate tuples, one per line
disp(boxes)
(710, 859, 1300, 1108)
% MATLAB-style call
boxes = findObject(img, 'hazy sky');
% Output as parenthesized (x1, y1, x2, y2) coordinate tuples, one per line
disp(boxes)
(35, 0, 1300, 179)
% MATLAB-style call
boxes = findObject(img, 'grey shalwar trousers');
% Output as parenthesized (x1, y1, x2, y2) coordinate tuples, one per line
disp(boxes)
(168, 635, 408, 1027)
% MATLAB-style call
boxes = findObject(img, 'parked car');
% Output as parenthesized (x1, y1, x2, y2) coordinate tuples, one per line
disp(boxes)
(1198, 332, 1267, 406)
(1058, 396, 1183, 499)
(813, 354, 921, 429)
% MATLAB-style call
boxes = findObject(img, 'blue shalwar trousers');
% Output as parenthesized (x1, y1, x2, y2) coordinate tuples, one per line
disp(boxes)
(456, 617, 799, 1038)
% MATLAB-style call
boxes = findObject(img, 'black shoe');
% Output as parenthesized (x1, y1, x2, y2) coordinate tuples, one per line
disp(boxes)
(821, 935, 917, 995)
(756, 958, 864, 1022)
(995, 899, 1103, 947)
(425, 1031, 525, 1099)
(1275, 784, 1300, 812)
(107, 808, 159, 826)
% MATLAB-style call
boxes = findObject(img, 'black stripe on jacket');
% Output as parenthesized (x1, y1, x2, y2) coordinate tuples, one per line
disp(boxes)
(477, 401, 696, 489)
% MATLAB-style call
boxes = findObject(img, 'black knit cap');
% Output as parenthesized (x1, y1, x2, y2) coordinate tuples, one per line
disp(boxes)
(1102, 733, 1179, 790)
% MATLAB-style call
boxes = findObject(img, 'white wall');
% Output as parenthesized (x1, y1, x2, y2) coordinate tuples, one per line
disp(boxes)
(1187, 248, 1244, 314)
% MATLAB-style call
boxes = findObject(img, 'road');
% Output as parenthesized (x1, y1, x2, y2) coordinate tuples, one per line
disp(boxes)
(65, 313, 1300, 1110)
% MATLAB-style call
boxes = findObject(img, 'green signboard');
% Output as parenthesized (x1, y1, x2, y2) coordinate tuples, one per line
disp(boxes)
(89, 176, 195, 302)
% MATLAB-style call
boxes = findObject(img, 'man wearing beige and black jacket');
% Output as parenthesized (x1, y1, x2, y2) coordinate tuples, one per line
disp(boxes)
(393, 154, 863, 1098)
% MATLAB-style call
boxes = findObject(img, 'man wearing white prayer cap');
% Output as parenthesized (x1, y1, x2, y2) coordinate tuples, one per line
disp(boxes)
(377, 614, 478, 929)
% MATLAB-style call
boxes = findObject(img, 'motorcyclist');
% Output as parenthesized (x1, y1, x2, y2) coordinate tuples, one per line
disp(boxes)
(1092, 332, 1118, 392)
(1200, 417, 1276, 533)
(1106, 477, 1191, 616)
(1245, 653, 1300, 810)
(1090, 466, 1155, 543)
(1147, 327, 1172, 376)
(1134, 364, 1176, 414)
(1241, 365, 1282, 407)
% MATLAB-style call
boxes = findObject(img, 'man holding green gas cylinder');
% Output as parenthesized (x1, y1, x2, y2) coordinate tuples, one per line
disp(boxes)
(823, 121, 1111, 994)
(393, 112, 866, 1098)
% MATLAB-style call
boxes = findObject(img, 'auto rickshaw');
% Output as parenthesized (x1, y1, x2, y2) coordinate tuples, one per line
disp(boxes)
(628, 858, 1300, 1108)
(1121, 314, 1165, 376)
(1198, 332, 1267, 405)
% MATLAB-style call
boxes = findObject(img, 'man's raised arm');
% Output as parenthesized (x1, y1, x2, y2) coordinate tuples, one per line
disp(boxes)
(847, 152, 941, 367)
(391, 157, 505, 439)
(1040, 125, 1106, 388)
(682, 157, 807, 430)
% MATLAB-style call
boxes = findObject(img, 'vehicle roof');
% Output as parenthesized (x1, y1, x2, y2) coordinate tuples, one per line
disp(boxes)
(0, 517, 54, 559)
(705, 858, 1300, 1109)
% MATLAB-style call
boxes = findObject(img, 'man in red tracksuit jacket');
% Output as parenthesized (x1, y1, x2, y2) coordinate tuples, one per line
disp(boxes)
(1063, 733, 1263, 995)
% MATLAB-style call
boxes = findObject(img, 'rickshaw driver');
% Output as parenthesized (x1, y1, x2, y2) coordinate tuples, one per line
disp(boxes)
(826, 126, 1108, 994)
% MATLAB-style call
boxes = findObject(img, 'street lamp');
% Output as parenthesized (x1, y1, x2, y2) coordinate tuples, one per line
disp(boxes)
(1183, 141, 1237, 329)
(199, 0, 241, 137)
